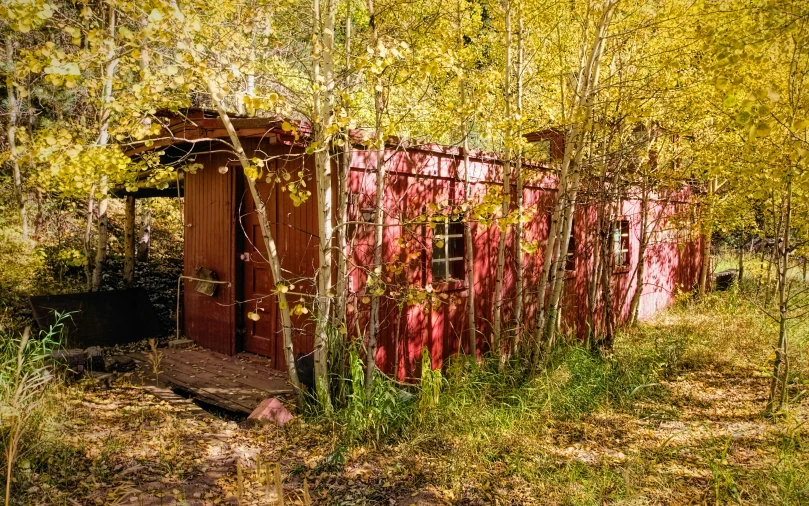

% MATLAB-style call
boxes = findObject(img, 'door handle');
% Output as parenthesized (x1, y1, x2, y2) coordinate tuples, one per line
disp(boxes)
(240, 252, 252, 262)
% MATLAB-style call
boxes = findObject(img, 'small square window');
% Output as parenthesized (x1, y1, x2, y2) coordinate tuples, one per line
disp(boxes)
(612, 219, 630, 268)
(432, 216, 465, 281)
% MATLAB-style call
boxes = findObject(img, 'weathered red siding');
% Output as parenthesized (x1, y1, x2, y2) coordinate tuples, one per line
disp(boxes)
(178, 132, 703, 376)
(345, 146, 703, 379)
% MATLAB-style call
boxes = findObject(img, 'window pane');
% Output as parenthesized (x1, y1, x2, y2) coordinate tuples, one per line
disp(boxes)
(449, 259, 465, 280)
(433, 242, 447, 259)
(449, 235, 464, 258)
(432, 259, 447, 279)
(448, 221, 464, 236)
(434, 222, 446, 236)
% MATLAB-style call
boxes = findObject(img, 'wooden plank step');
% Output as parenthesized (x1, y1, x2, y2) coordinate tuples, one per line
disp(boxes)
(126, 350, 290, 414)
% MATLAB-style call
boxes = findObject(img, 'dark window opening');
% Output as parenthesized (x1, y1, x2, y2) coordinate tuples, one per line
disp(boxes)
(565, 220, 576, 271)
(612, 219, 630, 268)
(432, 216, 465, 281)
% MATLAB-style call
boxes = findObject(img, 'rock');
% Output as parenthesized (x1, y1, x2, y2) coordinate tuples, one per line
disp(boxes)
(51, 349, 86, 373)
(168, 338, 194, 349)
(104, 355, 136, 373)
(246, 398, 294, 427)
(85, 346, 105, 372)
(713, 269, 738, 291)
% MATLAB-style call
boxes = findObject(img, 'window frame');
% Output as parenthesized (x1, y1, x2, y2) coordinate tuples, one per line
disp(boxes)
(429, 214, 466, 289)
(612, 219, 631, 271)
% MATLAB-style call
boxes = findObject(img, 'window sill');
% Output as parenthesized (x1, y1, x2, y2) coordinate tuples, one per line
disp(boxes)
(433, 280, 467, 292)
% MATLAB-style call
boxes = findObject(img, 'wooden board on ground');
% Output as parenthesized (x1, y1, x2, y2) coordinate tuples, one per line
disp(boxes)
(128, 348, 293, 414)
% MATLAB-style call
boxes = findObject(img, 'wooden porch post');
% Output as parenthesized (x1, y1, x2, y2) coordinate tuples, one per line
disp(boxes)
(123, 195, 136, 287)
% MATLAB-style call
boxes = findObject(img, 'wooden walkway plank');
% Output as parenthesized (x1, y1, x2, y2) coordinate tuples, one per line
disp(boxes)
(127, 348, 292, 414)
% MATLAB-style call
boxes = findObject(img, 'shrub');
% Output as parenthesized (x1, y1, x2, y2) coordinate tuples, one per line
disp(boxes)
(0, 314, 66, 504)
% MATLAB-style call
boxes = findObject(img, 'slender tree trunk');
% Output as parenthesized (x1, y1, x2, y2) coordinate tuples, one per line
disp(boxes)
(83, 186, 96, 291)
(5, 36, 29, 244)
(137, 207, 151, 262)
(629, 181, 650, 325)
(738, 231, 744, 283)
(599, 213, 616, 348)
(767, 178, 791, 412)
(493, 0, 512, 363)
(311, 0, 337, 408)
(91, 6, 119, 291)
(365, 0, 385, 390)
(698, 177, 717, 298)
(512, 6, 525, 356)
(334, 12, 352, 334)
(455, 2, 477, 360)
(534, 1, 615, 363)
(208, 86, 304, 407)
(462, 90, 477, 359)
(543, 2, 614, 346)
(586, 188, 604, 344)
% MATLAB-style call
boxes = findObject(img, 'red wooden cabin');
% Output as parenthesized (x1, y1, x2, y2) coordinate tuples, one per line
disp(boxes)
(129, 110, 704, 379)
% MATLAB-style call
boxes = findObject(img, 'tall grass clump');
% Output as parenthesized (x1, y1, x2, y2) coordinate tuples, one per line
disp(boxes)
(335, 345, 416, 445)
(0, 314, 65, 505)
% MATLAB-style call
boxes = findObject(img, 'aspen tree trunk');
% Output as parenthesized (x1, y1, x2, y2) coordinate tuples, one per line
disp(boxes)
(543, 1, 614, 347)
(5, 36, 29, 244)
(83, 186, 96, 291)
(462, 86, 477, 358)
(334, 12, 352, 334)
(586, 204, 603, 344)
(767, 177, 791, 412)
(91, 6, 119, 291)
(629, 179, 650, 325)
(595, 179, 620, 349)
(492, 0, 512, 362)
(533, 3, 599, 357)
(738, 231, 744, 283)
(137, 207, 151, 262)
(698, 177, 717, 298)
(313, 0, 337, 407)
(208, 90, 304, 407)
(599, 210, 616, 347)
(586, 127, 612, 342)
(366, 0, 386, 390)
(512, 5, 525, 356)
(456, 1, 477, 359)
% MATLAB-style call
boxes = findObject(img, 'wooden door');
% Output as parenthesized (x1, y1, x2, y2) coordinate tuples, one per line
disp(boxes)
(241, 171, 280, 363)
(275, 155, 319, 366)
(240, 155, 319, 370)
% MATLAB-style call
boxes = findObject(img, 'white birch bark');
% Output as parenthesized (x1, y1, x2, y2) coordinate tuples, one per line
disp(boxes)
(542, 0, 616, 346)
(366, 0, 385, 389)
(492, 0, 513, 362)
(512, 6, 525, 356)
(313, 0, 336, 407)
(91, 6, 119, 291)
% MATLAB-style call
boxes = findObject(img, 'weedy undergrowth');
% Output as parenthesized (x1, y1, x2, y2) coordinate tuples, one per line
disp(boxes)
(0, 313, 66, 506)
(335, 344, 420, 445)
(146, 338, 163, 387)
